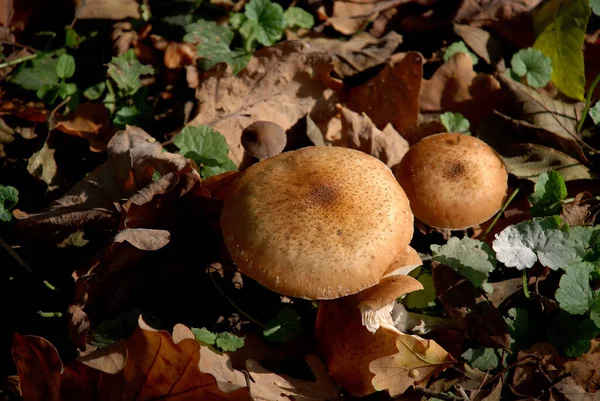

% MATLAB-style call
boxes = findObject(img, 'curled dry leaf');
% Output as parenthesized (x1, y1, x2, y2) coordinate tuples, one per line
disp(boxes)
(303, 31, 403, 79)
(369, 332, 455, 397)
(246, 355, 339, 401)
(11, 316, 251, 401)
(419, 52, 504, 124)
(325, 0, 408, 35)
(12, 126, 196, 243)
(497, 74, 586, 161)
(334, 105, 409, 168)
(54, 103, 113, 152)
(188, 40, 341, 166)
(345, 52, 422, 136)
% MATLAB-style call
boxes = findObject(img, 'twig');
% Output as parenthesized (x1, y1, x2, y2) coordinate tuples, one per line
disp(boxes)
(456, 386, 470, 401)
(481, 187, 521, 240)
(0, 237, 34, 274)
(0, 53, 38, 69)
(208, 271, 265, 328)
(576, 72, 600, 133)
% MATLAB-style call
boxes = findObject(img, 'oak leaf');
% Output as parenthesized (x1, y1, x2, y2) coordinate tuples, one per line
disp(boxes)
(325, 0, 408, 35)
(369, 332, 455, 397)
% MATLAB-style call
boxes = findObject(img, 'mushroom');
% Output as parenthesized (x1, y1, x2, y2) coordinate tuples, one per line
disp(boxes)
(314, 262, 424, 397)
(220, 145, 414, 300)
(394, 133, 508, 230)
(238, 121, 287, 170)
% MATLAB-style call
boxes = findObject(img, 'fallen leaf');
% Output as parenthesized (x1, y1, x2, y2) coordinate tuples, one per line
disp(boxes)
(419, 52, 504, 124)
(502, 143, 594, 183)
(369, 332, 455, 397)
(561, 192, 593, 226)
(553, 376, 599, 401)
(303, 31, 403, 78)
(75, 0, 141, 20)
(326, 0, 408, 35)
(453, 24, 504, 68)
(333, 105, 409, 168)
(54, 103, 112, 152)
(0, 98, 49, 123)
(512, 342, 567, 397)
(561, 339, 600, 392)
(246, 355, 339, 401)
(27, 139, 58, 190)
(13, 126, 195, 243)
(345, 52, 422, 136)
(188, 40, 342, 165)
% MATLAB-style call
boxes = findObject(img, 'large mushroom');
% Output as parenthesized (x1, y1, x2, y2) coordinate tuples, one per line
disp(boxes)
(220, 145, 414, 300)
(395, 133, 508, 230)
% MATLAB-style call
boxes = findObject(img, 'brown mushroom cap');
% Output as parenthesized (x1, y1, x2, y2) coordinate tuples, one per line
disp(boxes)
(241, 121, 287, 159)
(220, 146, 414, 300)
(395, 133, 508, 230)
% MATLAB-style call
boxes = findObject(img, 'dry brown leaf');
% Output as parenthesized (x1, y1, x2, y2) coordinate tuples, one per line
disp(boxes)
(512, 342, 567, 398)
(345, 52, 422, 136)
(188, 40, 341, 165)
(561, 192, 594, 226)
(453, 23, 504, 68)
(13, 126, 196, 243)
(333, 105, 409, 168)
(553, 376, 599, 401)
(561, 340, 600, 392)
(369, 332, 455, 397)
(75, 0, 141, 20)
(54, 103, 112, 152)
(419, 52, 504, 124)
(246, 355, 339, 401)
(303, 31, 403, 78)
(326, 0, 408, 35)
(11, 316, 252, 401)
(27, 138, 58, 189)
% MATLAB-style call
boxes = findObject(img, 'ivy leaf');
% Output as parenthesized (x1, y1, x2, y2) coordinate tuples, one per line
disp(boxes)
(0, 184, 18, 222)
(11, 53, 59, 91)
(263, 307, 302, 343)
(215, 332, 245, 352)
(284, 7, 314, 29)
(547, 311, 599, 357)
(197, 42, 251, 74)
(443, 41, 479, 65)
(510, 47, 552, 88)
(533, 0, 591, 100)
(440, 112, 470, 135)
(56, 53, 76, 79)
(492, 217, 579, 270)
(461, 347, 500, 371)
(431, 237, 496, 288)
(589, 101, 600, 125)
(107, 49, 154, 96)
(528, 170, 567, 217)
(406, 273, 436, 309)
(555, 267, 593, 314)
(183, 19, 234, 45)
(244, 0, 286, 47)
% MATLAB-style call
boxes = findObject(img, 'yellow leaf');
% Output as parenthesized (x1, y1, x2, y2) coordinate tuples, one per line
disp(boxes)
(369, 333, 455, 397)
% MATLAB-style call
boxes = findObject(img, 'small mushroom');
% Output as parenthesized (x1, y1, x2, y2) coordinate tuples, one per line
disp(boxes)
(238, 121, 287, 170)
(395, 133, 508, 230)
(220, 145, 414, 300)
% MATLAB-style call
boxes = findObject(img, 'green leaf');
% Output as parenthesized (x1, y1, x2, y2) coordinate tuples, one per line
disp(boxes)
(36, 85, 59, 104)
(197, 42, 251, 74)
(555, 267, 593, 314)
(184, 19, 234, 45)
(284, 7, 314, 29)
(244, 0, 286, 47)
(440, 112, 470, 135)
(191, 327, 217, 345)
(113, 105, 141, 126)
(443, 41, 479, 65)
(173, 125, 232, 166)
(0, 184, 18, 222)
(83, 82, 107, 100)
(406, 273, 436, 309)
(201, 159, 237, 179)
(431, 237, 496, 288)
(492, 217, 582, 270)
(592, 0, 600, 16)
(510, 47, 552, 88)
(90, 309, 160, 348)
(56, 82, 78, 99)
(107, 49, 154, 96)
(215, 332, 245, 351)
(504, 307, 530, 350)
(230, 12, 247, 29)
(263, 307, 302, 343)
(589, 299, 600, 328)
(589, 101, 600, 125)
(528, 170, 567, 217)
(461, 347, 500, 371)
(533, 0, 591, 100)
(547, 311, 599, 357)
(65, 26, 84, 49)
(11, 53, 59, 91)
(56, 53, 76, 79)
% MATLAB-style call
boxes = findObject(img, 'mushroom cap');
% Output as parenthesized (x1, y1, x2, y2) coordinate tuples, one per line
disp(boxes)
(220, 146, 414, 300)
(241, 121, 287, 159)
(395, 133, 508, 230)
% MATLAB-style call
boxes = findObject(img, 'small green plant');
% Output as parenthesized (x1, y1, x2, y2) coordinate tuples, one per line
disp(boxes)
(0, 184, 18, 222)
(510, 47, 552, 88)
(191, 327, 245, 351)
(443, 41, 478, 65)
(262, 307, 302, 343)
(440, 112, 471, 135)
(528, 170, 567, 217)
